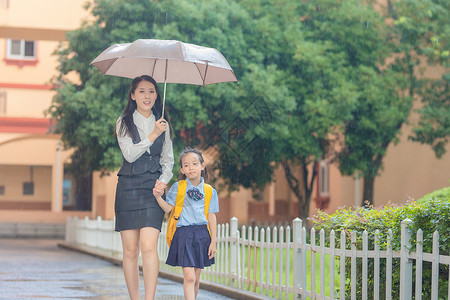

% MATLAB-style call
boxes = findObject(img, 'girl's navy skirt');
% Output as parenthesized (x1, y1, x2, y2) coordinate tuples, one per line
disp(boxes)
(166, 224, 215, 269)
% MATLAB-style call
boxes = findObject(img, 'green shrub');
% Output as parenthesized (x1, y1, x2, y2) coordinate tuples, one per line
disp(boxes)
(417, 186, 450, 204)
(311, 198, 450, 299)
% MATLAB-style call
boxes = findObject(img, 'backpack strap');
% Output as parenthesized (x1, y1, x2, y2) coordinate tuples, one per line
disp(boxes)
(173, 180, 187, 220)
(204, 183, 213, 219)
(166, 180, 187, 246)
(204, 183, 213, 234)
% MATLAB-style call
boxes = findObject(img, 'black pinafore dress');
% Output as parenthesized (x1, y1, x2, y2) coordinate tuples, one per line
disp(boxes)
(114, 117, 165, 232)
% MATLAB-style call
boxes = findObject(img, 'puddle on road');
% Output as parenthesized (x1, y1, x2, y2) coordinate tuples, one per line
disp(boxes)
(0, 240, 232, 300)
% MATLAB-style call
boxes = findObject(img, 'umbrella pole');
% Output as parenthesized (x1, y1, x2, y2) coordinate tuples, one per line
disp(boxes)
(162, 79, 166, 118)
(162, 59, 168, 118)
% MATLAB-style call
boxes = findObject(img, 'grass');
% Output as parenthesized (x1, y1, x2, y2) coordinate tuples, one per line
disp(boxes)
(204, 244, 341, 299)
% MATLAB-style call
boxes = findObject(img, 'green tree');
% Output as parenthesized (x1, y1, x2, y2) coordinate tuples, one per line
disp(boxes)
(48, 0, 165, 209)
(337, 0, 449, 206)
(297, 0, 409, 207)
(337, 68, 411, 206)
(147, 0, 391, 222)
(49, 0, 400, 220)
(388, 0, 450, 158)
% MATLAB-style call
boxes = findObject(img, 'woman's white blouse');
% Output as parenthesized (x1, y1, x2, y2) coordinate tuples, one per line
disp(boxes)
(116, 110, 174, 184)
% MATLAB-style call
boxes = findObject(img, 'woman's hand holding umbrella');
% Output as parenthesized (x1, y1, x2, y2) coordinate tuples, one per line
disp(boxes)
(148, 117, 167, 143)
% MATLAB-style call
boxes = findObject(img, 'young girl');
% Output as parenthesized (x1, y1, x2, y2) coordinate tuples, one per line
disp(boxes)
(115, 75, 174, 300)
(154, 147, 219, 300)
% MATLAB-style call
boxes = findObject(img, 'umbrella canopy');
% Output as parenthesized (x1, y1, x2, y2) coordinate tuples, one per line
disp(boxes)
(90, 39, 238, 116)
(90, 39, 238, 86)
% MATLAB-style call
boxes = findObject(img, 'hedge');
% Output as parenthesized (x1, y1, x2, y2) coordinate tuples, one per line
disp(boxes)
(417, 186, 450, 204)
(311, 196, 449, 299)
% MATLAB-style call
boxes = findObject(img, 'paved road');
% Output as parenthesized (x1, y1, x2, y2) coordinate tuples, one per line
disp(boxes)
(0, 239, 233, 300)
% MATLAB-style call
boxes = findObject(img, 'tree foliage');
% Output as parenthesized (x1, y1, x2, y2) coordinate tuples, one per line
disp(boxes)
(336, 0, 449, 206)
(388, 0, 450, 157)
(48, 0, 445, 217)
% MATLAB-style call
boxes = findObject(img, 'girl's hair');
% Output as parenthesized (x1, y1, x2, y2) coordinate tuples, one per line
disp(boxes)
(117, 75, 172, 140)
(178, 147, 209, 181)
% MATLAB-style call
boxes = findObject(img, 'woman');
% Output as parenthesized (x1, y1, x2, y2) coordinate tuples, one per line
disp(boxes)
(115, 75, 174, 300)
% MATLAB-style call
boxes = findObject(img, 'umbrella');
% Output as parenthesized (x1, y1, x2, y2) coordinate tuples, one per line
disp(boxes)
(90, 39, 238, 116)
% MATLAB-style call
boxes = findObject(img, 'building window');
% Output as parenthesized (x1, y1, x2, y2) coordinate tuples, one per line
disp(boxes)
(314, 160, 330, 210)
(23, 182, 34, 195)
(318, 160, 329, 197)
(6, 39, 36, 60)
(23, 166, 34, 195)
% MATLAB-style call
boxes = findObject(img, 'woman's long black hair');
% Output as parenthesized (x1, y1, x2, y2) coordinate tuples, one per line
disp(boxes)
(117, 75, 172, 140)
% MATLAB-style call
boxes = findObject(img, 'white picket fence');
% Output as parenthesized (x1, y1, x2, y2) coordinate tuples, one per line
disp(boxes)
(65, 216, 450, 299)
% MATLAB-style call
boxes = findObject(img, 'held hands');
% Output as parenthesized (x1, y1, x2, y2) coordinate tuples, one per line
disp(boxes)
(153, 179, 167, 199)
(153, 180, 173, 213)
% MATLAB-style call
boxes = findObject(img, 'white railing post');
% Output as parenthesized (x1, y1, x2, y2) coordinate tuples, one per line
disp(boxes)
(96, 216, 102, 248)
(362, 230, 368, 300)
(260, 228, 265, 296)
(285, 225, 291, 298)
(230, 217, 238, 287)
(320, 229, 325, 300)
(65, 216, 75, 244)
(301, 227, 307, 299)
(374, 230, 380, 300)
(351, 232, 357, 300)
(98, 217, 114, 251)
(340, 231, 346, 300)
(293, 218, 302, 299)
(431, 231, 440, 300)
(415, 229, 423, 300)
(75, 217, 82, 244)
(330, 230, 335, 300)
(386, 229, 393, 300)
(400, 219, 413, 300)
(265, 227, 271, 297)
(85, 216, 97, 247)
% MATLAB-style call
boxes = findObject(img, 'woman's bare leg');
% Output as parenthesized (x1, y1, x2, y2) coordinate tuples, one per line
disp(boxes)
(182, 267, 196, 300)
(139, 227, 160, 300)
(120, 229, 140, 300)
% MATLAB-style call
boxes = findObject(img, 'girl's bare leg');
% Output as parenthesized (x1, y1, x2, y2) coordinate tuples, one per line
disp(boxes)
(182, 267, 196, 300)
(194, 268, 201, 298)
(140, 227, 160, 300)
(120, 229, 140, 300)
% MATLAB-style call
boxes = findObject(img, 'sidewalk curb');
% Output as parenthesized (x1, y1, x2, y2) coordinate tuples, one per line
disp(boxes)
(58, 242, 273, 300)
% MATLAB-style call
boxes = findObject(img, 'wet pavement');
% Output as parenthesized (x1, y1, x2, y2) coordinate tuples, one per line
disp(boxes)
(0, 239, 233, 300)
